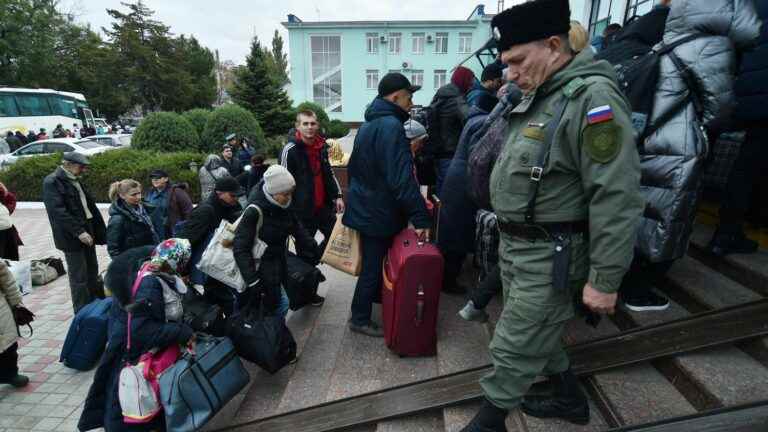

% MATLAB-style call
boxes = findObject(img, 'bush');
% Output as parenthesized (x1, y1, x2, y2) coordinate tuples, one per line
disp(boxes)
(326, 119, 350, 138)
(131, 112, 200, 152)
(182, 108, 212, 139)
(201, 104, 265, 154)
(294, 101, 330, 134)
(0, 149, 205, 202)
(263, 136, 286, 160)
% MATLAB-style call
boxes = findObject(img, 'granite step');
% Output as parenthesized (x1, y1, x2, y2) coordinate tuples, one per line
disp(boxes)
(620, 291, 768, 410)
(688, 224, 768, 296)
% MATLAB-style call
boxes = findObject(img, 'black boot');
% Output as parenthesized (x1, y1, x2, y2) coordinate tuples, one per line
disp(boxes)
(0, 374, 29, 388)
(521, 369, 589, 425)
(460, 398, 508, 432)
(708, 226, 759, 257)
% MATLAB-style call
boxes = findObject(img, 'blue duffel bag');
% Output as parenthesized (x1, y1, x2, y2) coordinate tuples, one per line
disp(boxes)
(59, 297, 114, 371)
(159, 335, 250, 432)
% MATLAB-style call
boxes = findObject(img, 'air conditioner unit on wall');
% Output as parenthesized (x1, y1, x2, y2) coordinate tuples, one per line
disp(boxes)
(402, 61, 413, 70)
(426, 34, 434, 43)
(380, 35, 387, 43)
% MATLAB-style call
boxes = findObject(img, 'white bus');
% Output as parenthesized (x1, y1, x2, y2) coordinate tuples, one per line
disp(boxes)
(0, 87, 96, 136)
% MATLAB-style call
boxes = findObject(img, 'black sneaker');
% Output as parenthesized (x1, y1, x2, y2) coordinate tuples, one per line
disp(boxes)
(0, 374, 29, 388)
(310, 294, 325, 306)
(708, 231, 759, 257)
(349, 321, 384, 337)
(624, 291, 670, 312)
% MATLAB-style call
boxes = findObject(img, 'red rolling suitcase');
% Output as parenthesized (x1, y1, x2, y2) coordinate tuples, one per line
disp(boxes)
(382, 228, 444, 357)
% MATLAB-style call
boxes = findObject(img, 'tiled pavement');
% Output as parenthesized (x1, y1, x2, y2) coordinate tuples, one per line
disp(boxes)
(1, 208, 112, 432)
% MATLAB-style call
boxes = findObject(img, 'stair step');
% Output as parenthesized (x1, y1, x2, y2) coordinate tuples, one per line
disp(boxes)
(689, 224, 768, 296)
(665, 256, 761, 308)
(622, 296, 768, 408)
(375, 411, 444, 432)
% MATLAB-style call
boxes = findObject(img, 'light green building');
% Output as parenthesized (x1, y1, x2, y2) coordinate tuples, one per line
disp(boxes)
(282, 5, 494, 122)
(282, 0, 658, 122)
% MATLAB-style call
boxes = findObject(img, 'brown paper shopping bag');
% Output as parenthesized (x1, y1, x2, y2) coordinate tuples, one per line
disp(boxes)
(321, 215, 362, 276)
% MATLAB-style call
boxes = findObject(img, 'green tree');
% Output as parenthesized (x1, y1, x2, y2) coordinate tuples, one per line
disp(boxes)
(230, 36, 294, 137)
(270, 30, 289, 86)
(182, 108, 212, 139)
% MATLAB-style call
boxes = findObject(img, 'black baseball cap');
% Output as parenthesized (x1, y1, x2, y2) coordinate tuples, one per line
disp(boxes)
(378, 72, 421, 97)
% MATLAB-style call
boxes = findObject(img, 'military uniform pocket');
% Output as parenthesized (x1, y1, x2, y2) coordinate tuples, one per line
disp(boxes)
(508, 296, 574, 326)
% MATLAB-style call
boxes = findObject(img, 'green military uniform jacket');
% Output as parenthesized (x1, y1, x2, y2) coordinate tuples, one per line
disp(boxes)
(489, 49, 644, 295)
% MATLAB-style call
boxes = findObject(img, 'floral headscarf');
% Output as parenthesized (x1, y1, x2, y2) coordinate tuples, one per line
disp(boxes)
(148, 238, 191, 274)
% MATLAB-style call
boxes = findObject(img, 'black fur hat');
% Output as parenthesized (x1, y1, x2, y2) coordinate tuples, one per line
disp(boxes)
(491, 0, 571, 52)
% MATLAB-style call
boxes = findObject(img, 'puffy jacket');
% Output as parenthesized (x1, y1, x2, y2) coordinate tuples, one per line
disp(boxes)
(199, 155, 232, 201)
(426, 83, 470, 158)
(437, 106, 491, 255)
(0, 261, 23, 354)
(734, 0, 768, 124)
(636, 0, 760, 263)
(79, 273, 193, 431)
(42, 167, 107, 252)
(343, 97, 431, 238)
(279, 136, 341, 220)
(234, 185, 317, 313)
(106, 199, 158, 257)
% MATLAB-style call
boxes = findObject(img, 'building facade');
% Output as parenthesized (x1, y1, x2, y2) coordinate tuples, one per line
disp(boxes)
(282, 6, 495, 122)
(282, 1, 660, 122)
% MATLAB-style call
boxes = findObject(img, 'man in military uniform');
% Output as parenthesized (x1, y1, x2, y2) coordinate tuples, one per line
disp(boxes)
(461, 1, 643, 431)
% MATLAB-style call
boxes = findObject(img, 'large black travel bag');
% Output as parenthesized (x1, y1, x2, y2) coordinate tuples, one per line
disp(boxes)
(285, 252, 325, 311)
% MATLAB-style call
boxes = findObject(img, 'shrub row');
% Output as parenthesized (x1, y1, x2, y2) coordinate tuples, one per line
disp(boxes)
(0, 148, 205, 202)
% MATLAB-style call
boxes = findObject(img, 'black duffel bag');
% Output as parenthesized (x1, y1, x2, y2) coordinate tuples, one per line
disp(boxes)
(182, 288, 227, 336)
(228, 293, 297, 374)
(286, 253, 325, 311)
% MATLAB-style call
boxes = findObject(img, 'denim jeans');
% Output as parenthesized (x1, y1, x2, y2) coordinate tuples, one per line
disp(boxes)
(276, 287, 289, 320)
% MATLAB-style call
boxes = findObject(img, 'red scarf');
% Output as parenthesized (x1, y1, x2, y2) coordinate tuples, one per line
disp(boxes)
(297, 131, 327, 213)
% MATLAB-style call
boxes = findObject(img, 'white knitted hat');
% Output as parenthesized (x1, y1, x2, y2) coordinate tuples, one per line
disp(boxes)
(404, 119, 428, 140)
(263, 165, 296, 195)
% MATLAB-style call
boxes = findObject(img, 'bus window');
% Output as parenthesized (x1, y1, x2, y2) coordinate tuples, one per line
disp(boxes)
(15, 95, 53, 116)
(48, 95, 78, 118)
(0, 95, 20, 117)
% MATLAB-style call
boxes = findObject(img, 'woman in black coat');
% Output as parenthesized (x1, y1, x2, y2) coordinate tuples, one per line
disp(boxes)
(106, 179, 160, 257)
(78, 240, 194, 431)
(233, 165, 320, 317)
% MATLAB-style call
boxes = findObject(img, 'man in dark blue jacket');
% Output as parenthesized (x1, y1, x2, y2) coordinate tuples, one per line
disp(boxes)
(343, 73, 432, 337)
(709, 0, 767, 256)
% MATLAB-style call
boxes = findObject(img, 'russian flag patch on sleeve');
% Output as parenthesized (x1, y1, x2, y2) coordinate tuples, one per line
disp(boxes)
(587, 105, 614, 125)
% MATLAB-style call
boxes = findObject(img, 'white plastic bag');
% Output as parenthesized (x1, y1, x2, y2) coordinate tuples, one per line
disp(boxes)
(5, 260, 32, 295)
(197, 205, 267, 292)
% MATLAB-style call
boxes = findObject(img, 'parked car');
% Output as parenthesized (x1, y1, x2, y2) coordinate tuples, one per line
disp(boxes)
(0, 138, 115, 168)
(0, 137, 8, 155)
(88, 134, 132, 147)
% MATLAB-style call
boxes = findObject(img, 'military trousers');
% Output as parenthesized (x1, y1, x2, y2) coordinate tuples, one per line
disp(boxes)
(480, 230, 589, 409)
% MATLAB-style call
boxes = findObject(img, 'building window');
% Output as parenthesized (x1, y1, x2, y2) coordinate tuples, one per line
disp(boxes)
(625, 0, 659, 21)
(458, 33, 472, 54)
(366, 33, 378, 54)
(310, 35, 342, 112)
(434, 70, 447, 89)
(388, 32, 402, 55)
(366, 70, 379, 90)
(435, 32, 448, 54)
(411, 32, 425, 54)
(589, 0, 615, 36)
(411, 70, 424, 87)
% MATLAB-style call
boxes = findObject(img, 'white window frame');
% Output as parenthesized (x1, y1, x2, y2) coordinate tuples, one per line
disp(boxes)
(435, 32, 448, 54)
(434, 69, 447, 89)
(411, 32, 425, 55)
(366, 33, 379, 54)
(411, 70, 424, 87)
(366, 70, 379, 90)
(388, 32, 402, 55)
(309, 34, 343, 113)
(458, 33, 472, 54)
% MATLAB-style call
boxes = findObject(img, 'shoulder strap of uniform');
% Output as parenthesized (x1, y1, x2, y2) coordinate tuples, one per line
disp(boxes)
(524, 87, 572, 224)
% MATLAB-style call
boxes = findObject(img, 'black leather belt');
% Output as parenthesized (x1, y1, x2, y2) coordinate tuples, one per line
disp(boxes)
(497, 220, 589, 241)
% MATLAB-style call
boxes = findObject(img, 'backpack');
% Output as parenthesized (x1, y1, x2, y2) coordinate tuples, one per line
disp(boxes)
(597, 34, 703, 143)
